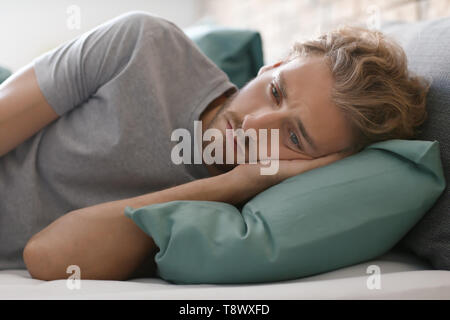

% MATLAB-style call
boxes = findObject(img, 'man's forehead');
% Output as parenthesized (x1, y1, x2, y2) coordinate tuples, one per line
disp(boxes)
(278, 56, 333, 103)
(280, 56, 330, 80)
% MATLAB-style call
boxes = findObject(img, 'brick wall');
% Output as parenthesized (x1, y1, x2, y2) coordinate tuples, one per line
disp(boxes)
(202, 0, 450, 64)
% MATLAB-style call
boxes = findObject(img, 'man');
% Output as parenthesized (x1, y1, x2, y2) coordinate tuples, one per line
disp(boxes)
(0, 12, 428, 280)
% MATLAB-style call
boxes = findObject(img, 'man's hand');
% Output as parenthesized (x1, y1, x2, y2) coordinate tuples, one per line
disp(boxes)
(228, 150, 353, 194)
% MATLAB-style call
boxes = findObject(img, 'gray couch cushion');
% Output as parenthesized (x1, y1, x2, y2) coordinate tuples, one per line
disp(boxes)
(382, 18, 449, 269)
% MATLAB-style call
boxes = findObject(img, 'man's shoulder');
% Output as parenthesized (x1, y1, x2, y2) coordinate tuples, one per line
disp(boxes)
(108, 11, 183, 37)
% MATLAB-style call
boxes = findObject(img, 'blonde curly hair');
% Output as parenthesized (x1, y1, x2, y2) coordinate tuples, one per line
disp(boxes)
(283, 26, 430, 152)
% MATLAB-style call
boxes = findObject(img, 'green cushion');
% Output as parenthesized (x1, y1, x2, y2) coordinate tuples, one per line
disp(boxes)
(125, 139, 446, 284)
(184, 25, 264, 89)
(0, 66, 11, 84)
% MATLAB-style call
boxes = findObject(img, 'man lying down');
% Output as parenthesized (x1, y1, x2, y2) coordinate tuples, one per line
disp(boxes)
(0, 11, 428, 280)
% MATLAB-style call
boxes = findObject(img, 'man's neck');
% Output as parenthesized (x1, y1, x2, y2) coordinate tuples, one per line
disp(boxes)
(199, 93, 228, 130)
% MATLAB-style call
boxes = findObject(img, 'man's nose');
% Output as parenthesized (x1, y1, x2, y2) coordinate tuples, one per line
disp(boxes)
(241, 110, 284, 132)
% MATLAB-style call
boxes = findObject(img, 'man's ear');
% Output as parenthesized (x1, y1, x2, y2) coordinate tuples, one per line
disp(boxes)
(257, 60, 284, 77)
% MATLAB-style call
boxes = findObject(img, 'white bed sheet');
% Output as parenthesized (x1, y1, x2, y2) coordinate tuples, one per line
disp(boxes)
(1, 251, 449, 299)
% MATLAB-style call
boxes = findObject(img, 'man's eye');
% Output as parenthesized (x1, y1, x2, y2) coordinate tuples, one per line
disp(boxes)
(289, 131, 301, 149)
(271, 82, 281, 105)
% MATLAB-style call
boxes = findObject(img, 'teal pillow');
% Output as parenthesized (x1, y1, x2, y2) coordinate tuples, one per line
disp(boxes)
(0, 66, 11, 84)
(125, 139, 446, 284)
(184, 25, 264, 88)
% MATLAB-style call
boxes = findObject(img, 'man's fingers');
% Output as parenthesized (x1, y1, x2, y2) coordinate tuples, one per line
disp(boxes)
(312, 151, 349, 166)
(305, 150, 353, 170)
(278, 151, 351, 178)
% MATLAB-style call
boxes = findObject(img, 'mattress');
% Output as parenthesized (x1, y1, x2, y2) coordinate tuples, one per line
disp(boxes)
(1, 251, 449, 299)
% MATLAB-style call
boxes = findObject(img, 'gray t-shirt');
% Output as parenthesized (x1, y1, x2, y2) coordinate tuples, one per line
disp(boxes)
(0, 11, 237, 269)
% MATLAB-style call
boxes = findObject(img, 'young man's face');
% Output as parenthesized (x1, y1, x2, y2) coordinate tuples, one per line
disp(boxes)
(203, 55, 355, 172)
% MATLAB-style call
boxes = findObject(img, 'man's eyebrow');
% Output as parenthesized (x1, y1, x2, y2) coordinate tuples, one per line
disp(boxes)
(297, 117, 317, 151)
(275, 71, 288, 100)
(277, 70, 318, 151)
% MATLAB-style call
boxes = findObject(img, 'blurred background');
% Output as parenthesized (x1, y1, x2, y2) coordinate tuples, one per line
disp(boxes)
(1, 0, 449, 72)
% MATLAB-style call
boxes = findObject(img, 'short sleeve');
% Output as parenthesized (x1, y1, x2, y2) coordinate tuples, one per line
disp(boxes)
(32, 11, 164, 116)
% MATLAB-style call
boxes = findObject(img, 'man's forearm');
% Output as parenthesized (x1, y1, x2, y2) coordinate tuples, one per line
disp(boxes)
(23, 170, 262, 281)
(131, 169, 259, 207)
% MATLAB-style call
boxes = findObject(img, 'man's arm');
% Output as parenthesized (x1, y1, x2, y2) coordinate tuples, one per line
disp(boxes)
(23, 170, 263, 281)
(0, 66, 59, 157)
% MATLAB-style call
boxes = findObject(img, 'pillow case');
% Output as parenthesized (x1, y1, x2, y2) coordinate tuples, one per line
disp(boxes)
(184, 24, 264, 89)
(382, 17, 450, 269)
(125, 139, 446, 284)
